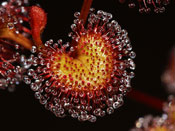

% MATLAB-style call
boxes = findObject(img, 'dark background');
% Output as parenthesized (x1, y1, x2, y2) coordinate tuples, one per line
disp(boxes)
(0, 0, 175, 130)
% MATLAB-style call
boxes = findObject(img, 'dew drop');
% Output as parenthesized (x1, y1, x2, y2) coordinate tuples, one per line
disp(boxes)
(7, 23, 14, 29)
(31, 46, 37, 53)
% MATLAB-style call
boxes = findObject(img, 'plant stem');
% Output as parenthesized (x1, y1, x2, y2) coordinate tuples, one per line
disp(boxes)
(0, 28, 33, 49)
(79, 0, 93, 24)
(128, 89, 165, 111)
(70, 0, 93, 58)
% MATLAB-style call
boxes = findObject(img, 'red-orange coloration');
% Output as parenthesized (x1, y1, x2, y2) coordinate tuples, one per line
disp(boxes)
(29, 6, 47, 49)
(128, 89, 164, 111)
(79, 0, 93, 24)
(24, 9, 136, 122)
(49, 32, 114, 92)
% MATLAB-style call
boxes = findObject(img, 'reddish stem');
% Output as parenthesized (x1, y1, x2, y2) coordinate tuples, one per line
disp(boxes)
(79, 0, 93, 24)
(128, 89, 164, 111)
(0, 28, 33, 49)
(70, 0, 93, 58)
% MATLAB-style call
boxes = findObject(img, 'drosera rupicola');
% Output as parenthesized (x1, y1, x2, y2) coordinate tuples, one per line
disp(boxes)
(0, 0, 173, 123)
(22, 1, 136, 121)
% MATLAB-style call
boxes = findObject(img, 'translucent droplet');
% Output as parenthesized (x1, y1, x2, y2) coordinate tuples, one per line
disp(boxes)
(128, 3, 135, 8)
(15, 44, 20, 50)
(106, 107, 114, 114)
(31, 46, 37, 53)
(139, 8, 145, 13)
(128, 58, 136, 70)
(113, 101, 120, 109)
(129, 51, 136, 59)
(89, 115, 97, 122)
(23, 76, 31, 84)
(97, 10, 104, 16)
(74, 12, 80, 18)
(7, 23, 14, 29)
(28, 69, 34, 76)
(35, 92, 41, 99)
(31, 82, 39, 91)
(71, 24, 77, 31)
(15, 30, 19, 34)
(1, 2, 7, 7)
(106, 13, 112, 20)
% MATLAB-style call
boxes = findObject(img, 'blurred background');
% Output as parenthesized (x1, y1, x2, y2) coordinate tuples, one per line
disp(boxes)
(0, 0, 175, 130)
